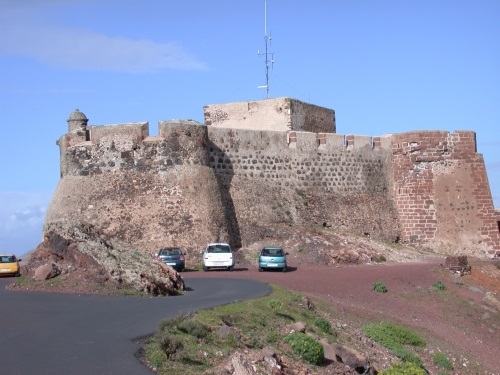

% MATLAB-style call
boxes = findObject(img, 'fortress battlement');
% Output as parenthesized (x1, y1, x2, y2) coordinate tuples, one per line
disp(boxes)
(50, 101, 499, 257)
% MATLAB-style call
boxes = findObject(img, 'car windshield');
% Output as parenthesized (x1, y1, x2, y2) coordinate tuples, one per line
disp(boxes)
(0, 256, 16, 263)
(262, 248, 284, 256)
(159, 248, 181, 256)
(207, 245, 231, 253)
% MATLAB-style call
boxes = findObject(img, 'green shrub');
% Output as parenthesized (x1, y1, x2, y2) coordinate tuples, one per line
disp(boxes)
(363, 321, 425, 348)
(284, 332, 324, 365)
(432, 352, 453, 370)
(362, 322, 425, 367)
(177, 320, 209, 339)
(391, 346, 424, 368)
(145, 343, 167, 368)
(158, 333, 183, 359)
(380, 361, 426, 374)
(266, 331, 279, 344)
(372, 281, 388, 293)
(314, 317, 331, 334)
(268, 299, 283, 310)
(432, 281, 446, 291)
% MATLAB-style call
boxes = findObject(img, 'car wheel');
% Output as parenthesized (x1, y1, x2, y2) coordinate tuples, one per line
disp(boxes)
(282, 266, 287, 273)
(15, 271, 20, 277)
(258, 267, 263, 272)
(203, 265, 208, 272)
(228, 266, 234, 272)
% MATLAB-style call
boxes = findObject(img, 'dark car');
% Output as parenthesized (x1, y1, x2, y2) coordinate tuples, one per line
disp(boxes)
(258, 247, 288, 272)
(156, 247, 185, 272)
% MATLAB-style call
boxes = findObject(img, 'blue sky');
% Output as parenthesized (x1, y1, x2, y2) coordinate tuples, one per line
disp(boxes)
(1, 0, 499, 256)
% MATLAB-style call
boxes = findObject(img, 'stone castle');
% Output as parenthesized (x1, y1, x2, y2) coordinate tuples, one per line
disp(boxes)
(45, 97, 500, 258)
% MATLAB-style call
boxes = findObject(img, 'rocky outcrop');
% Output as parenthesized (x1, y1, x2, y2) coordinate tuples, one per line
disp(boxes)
(24, 221, 185, 295)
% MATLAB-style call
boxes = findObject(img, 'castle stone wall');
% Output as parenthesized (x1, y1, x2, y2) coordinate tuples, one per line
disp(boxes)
(207, 127, 400, 245)
(48, 121, 231, 256)
(46, 104, 500, 258)
(208, 127, 391, 194)
(392, 130, 500, 256)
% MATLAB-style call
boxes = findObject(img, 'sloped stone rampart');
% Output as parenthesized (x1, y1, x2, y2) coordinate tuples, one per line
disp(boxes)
(45, 167, 229, 256)
(47, 121, 230, 257)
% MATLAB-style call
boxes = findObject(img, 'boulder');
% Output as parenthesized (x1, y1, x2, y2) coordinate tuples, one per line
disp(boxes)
(283, 321, 306, 334)
(331, 343, 373, 374)
(33, 263, 60, 281)
(442, 256, 471, 276)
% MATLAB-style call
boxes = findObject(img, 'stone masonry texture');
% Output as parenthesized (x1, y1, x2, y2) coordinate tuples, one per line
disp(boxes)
(45, 103, 500, 259)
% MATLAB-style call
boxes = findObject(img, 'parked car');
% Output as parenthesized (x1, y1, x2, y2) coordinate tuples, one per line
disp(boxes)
(0, 254, 21, 277)
(201, 242, 234, 271)
(258, 247, 288, 272)
(156, 247, 185, 272)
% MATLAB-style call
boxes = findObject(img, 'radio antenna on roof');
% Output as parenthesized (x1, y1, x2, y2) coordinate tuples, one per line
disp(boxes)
(257, 0, 274, 98)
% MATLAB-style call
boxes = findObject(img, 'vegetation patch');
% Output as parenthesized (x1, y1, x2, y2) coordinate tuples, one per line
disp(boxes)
(432, 281, 447, 291)
(143, 285, 337, 374)
(284, 332, 324, 365)
(314, 317, 331, 334)
(372, 281, 388, 293)
(379, 361, 426, 374)
(432, 351, 453, 370)
(362, 321, 425, 368)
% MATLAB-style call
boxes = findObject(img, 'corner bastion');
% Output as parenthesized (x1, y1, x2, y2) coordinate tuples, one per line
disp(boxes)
(44, 100, 500, 258)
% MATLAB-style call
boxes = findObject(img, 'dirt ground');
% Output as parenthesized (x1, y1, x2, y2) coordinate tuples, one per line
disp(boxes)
(183, 257, 500, 374)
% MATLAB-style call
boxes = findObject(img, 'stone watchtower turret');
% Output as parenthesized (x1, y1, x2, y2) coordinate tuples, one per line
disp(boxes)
(67, 109, 89, 138)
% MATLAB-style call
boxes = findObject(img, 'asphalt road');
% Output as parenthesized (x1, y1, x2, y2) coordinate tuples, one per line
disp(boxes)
(0, 277, 271, 375)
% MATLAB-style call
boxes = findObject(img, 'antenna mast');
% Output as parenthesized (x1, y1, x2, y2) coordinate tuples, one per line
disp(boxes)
(258, 0, 274, 98)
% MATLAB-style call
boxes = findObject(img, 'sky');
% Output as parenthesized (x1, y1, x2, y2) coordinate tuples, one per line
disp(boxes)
(0, 0, 499, 256)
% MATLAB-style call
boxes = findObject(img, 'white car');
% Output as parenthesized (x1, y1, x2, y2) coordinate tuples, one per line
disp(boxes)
(202, 242, 234, 271)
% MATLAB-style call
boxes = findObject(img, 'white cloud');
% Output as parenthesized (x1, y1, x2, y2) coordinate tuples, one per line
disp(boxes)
(0, 192, 51, 256)
(0, 4, 208, 73)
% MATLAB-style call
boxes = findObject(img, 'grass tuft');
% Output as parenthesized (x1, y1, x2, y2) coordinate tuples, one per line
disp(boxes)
(372, 281, 388, 293)
(432, 280, 446, 291)
(432, 351, 453, 370)
(362, 321, 425, 368)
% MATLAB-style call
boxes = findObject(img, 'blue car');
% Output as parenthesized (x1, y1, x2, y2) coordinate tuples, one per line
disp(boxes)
(258, 247, 288, 272)
(156, 247, 185, 272)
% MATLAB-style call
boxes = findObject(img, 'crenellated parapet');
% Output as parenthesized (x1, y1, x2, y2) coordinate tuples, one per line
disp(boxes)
(49, 101, 499, 258)
(208, 127, 392, 195)
(58, 118, 208, 177)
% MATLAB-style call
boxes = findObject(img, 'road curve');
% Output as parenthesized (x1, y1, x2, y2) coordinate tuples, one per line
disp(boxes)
(0, 277, 271, 375)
